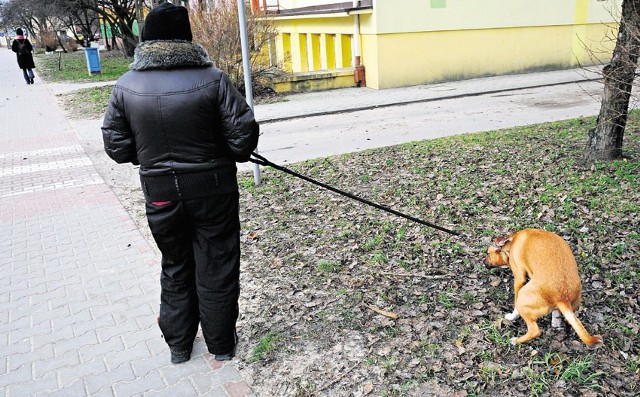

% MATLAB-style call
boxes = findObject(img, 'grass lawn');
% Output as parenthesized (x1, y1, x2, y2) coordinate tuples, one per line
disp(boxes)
(58, 85, 114, 120)
(235, 114, 640, 396)
(34, 49, 131, 82)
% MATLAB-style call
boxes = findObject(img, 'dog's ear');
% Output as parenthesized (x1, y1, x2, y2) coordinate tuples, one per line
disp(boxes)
(494, 236, 512, 247)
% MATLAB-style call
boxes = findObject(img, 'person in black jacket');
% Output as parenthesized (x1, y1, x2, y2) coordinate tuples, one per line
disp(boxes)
(11, 28, 35, 84)
(101, 3, 259, 364)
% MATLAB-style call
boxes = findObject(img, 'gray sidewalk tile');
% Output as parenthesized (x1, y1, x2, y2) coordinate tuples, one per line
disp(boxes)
(53, 307, 93, 331)
(32, 324, 74, 351)
(84, 363, 136, 394)
(121, 324, 159, 350)
(0, 364, 31, 388)
(105, 342, 153, 370)
(158, 357, 212, 386)
(0, 49, 252, 397)
(35, 379, 86, 397)
(79, 335, 126, 362)
(7, 340, 54, 372)
(95, 316, 140, 340)
(190, 368, 228, 393)
(5, 372, 58, 397)
(142, 378, 199, 397)
(58, 356, 108, 387)
(33, 350, 80, 378)
(55, 328, 100, 356)
(112, 369, 166, 396)
(130, 355, 169, 379)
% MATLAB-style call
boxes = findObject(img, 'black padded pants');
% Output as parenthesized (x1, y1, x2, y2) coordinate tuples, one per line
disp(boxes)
(145, 192, 240, 355)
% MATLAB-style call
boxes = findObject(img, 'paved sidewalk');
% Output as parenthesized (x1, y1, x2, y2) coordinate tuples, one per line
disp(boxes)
(0, 51, 254, 395)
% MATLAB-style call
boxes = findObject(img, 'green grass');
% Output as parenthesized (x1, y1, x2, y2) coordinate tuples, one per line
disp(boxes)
(237, 112, 640, 396)
(58, 85, 114, 119)
(34, 50, 131, 82)
(522, 353, 605, 396)
(317, 259, 343, 273)
(251, 332, 282, 362)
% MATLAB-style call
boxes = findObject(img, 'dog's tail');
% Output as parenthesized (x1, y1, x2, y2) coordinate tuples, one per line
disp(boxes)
(556, 301, 602, 347)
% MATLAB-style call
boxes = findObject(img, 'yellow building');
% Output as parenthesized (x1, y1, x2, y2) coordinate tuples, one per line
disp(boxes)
(266, 0, 621, 92)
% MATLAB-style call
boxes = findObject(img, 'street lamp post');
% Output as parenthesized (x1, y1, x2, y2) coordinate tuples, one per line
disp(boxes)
(237, 0, 261, 185)
(135, 0, 145, 42)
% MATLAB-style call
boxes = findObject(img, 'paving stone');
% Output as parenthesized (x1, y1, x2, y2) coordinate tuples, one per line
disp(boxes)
(112, 369, 165, 396)
(58, 356, 107, 388)
(145, 336, 167, 357)
(8, 317, 52, 343)
(121, 323, 159, 349)
(33, 350, 80, 378)
(159, 356, 211, 387)
(190, 369, 226, 393)
(131, 355, 169, 379)
(1, 339, 30, 356)
(0, 364, 32, 387)
(78, 334, 125, 363)
(142, 378, 198, 397)
(224, 381, 256, 397)
(84, 362, 136, 394)
(35, 379, 86, 397)
(0, 49, 253, 396)
(106, 342, 152, 370)
(7, 343, 54, 372)
(52, 306, 92, 332)
(74, 312, 117, 338)
(6, 371, 57, 397)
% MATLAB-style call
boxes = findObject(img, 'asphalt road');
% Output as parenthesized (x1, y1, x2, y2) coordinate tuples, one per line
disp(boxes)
(252, 80, 603, 168)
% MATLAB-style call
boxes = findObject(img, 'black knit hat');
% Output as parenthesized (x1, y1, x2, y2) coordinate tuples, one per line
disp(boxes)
(141, 2, 192, 42)
(16, 28, 24, 36)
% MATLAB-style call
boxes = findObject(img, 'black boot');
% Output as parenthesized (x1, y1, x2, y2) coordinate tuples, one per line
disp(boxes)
(170, 347, 192, 364)
(214, 331, 237, 361)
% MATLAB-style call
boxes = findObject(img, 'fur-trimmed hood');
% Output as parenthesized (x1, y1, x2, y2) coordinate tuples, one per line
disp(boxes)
(130, 40, 213, 71)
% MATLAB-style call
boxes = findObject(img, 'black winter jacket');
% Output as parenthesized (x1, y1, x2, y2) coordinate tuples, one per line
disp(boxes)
(102, 41, 259, 201)
(11, 38, 35, 69)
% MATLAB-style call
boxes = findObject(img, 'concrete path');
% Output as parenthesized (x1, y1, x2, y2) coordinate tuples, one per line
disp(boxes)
(0, 50, 254, 396)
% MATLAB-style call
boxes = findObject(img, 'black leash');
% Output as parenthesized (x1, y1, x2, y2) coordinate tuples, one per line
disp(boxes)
(249, 152, 461, 237)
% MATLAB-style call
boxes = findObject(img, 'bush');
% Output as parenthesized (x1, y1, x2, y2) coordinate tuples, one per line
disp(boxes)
(41, 31, 58, 52)
(189, 1, 280, 97)
(65, 39, 79, 52)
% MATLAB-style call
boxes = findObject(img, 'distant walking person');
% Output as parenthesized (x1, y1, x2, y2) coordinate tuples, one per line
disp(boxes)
(102, 3, 259, 364)
(11, 28, 35, 84)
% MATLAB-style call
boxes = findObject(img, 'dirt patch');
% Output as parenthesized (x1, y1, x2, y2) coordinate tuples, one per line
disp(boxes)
(232, 117, 639, 396)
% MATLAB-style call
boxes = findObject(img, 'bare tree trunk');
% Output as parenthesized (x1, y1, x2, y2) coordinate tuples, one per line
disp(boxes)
(587, 0, 640, 161)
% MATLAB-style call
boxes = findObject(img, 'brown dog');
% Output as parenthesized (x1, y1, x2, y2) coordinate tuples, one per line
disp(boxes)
(484, 228, 602, 347)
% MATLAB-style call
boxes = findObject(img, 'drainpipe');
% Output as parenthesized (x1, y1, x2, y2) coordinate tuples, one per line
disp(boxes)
(352, 0, 366, 87)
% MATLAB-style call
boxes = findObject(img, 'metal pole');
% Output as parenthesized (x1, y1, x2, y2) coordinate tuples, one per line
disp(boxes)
(352, 0, 361, 66)
(237, 0, 261, 185)
(136, 0, 144, 43)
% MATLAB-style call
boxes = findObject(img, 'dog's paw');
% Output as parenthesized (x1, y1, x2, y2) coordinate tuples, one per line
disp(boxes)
(551, 310, 563, 328)
(588, 335, 604, 349)
(510, 337, 518, 345)
(505, 310, 520, 321)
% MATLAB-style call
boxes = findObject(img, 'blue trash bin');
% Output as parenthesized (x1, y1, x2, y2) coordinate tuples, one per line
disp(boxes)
(83, 47, 101, 75)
